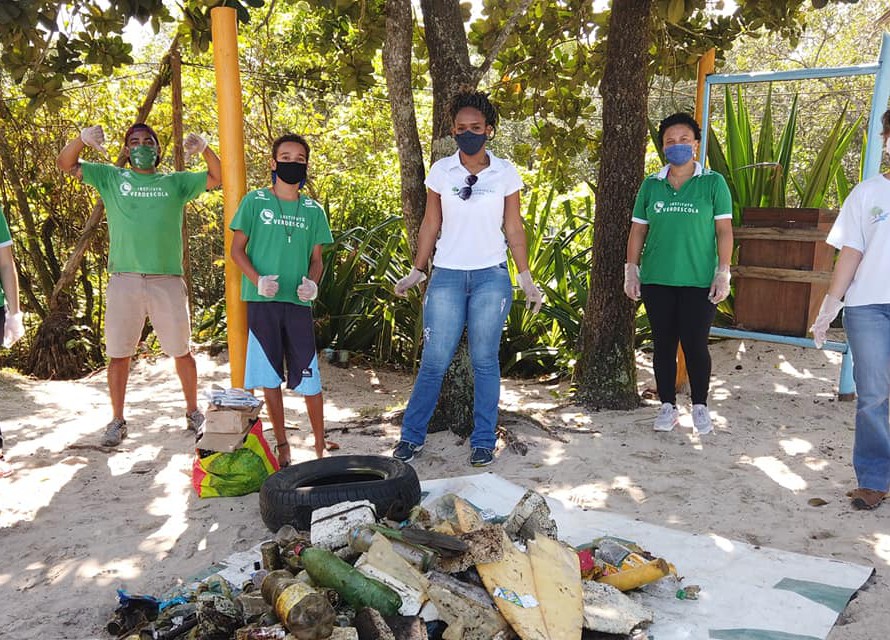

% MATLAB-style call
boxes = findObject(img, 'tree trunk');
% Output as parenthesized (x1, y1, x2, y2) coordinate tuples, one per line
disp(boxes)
(573, 0, 651, 410)
(171, 40, 193, 319)
(0, 106, 57, 303)
(382, 0, 427, 254)
(413, 0, 534, 437)
(25, 42, 175, 379)
(420, 0, 474, 152)
(419, 0, 476, 437)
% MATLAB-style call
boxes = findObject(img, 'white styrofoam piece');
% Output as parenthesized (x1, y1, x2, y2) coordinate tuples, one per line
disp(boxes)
(355, 553, 425, 616)
(310, 500, 376, 550)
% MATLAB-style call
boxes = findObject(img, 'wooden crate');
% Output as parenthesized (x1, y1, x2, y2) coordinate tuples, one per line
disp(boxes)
(733, 208, 836, 337)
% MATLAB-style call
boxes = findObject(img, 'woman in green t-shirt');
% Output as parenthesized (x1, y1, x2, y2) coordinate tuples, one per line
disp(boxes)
(624, 112, 734, 436)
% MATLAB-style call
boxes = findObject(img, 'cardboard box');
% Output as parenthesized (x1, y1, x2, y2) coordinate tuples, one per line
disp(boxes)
(196, 426, 256, 453)
(203, 402, 263, 434)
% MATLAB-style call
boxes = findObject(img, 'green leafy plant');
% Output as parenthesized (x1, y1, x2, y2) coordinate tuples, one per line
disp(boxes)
(315, 216, 422, 366)
(706, 84, 862, 218)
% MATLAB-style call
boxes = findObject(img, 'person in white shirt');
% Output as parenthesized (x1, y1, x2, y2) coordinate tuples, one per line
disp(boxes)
(811, 107, 890, 510)
(392, 87, 543, 468)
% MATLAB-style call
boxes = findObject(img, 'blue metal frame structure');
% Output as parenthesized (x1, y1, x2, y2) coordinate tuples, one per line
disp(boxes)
(698, 33, 890, 399)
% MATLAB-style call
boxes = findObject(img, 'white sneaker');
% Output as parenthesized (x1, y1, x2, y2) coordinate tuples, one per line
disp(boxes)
(691, 404, 713, 435)
(653, 403, 679, 432)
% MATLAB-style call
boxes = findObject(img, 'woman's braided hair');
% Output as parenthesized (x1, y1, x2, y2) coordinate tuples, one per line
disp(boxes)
(448, 86, 498, 132)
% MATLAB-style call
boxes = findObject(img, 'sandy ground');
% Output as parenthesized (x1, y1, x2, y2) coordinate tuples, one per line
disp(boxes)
(0, 336, 888, 639)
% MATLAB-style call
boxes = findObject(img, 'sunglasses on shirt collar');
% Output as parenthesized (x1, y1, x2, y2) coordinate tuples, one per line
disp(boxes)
(458, 174, 478, 201)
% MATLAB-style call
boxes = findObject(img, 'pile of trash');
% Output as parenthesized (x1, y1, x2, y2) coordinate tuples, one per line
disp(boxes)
(108, 489, 698, 639)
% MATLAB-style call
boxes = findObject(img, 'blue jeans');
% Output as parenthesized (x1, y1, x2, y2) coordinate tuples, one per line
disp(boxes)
(401, 264, 513, 449)
(844, 304, 890, 492)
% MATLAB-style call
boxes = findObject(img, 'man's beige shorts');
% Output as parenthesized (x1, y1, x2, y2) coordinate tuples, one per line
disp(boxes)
(105, 273, 191, 358)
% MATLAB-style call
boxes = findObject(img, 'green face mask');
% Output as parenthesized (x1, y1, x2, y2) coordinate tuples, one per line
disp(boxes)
(129, 144, 158, 169)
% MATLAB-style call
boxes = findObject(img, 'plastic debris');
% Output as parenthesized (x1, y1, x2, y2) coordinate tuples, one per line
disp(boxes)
(676, 584, 701, 600)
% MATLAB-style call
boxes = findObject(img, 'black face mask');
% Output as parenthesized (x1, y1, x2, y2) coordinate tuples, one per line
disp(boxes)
(275, 161, 307, 186)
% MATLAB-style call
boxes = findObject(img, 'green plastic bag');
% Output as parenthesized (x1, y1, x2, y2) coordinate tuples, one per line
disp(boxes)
(192, 420, 279, 497)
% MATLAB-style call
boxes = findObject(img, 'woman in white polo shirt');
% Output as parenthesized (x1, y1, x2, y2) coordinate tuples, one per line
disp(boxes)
(810, 108, 890, 511)
(393, 87, 543, 467)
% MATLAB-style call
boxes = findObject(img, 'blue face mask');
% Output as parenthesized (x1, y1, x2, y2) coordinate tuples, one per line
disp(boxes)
(664, 143, 694, 166)
(455, 130, 487, 156)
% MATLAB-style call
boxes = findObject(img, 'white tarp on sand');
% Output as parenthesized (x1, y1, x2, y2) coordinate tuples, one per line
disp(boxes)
(422, 472, 873, 640)
(207, 472, 873, 640)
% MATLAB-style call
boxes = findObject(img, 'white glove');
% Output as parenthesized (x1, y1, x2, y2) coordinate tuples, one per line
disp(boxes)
(517, 270, 544, 314)
(810, 294, 844, 348)
(394, 267, 427, 297)
(257, 274, 279, 298)
(623, 263, 641, 301)
(80, 125, 107, 154)
(297, 276, 318, 302)
(3, 311, 24, 348)
(183, 133, 208, 162)
(708, 265, 731, 304)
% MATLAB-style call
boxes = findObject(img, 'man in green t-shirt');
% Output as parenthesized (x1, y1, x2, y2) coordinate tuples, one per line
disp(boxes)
(57, 122, 222, 447)
(1, 206, 24, 477)
(230, 133, 334, 466)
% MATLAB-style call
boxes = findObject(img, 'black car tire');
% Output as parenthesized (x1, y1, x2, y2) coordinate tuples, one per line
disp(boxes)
(259, 455, 422, 531)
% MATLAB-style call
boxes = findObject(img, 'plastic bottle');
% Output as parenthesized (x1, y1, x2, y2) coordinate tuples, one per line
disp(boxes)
(299, 545, 403, 617)
(259, 571, 336, 640)
(260, 570, 299, 605)
(277, 583, 336, 640)
(676, 585, 701, 600)
(592, 537, 677, 592)
(348, 526, 437, 572)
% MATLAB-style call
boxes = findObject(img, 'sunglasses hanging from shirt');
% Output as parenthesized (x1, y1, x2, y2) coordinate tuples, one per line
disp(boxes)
(458, 174, 478, 201)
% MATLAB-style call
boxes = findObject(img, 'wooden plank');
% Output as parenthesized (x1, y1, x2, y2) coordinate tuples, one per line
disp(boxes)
(454, 498, 549, 640)
(741, 207, 837, 228)
(733, 227, 831, 242)
(732, 266, 832, 283)
(527, 536, 583, 640)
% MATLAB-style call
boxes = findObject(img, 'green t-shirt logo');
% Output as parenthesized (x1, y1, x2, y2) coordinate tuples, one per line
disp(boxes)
(230, 189, 334, 306)
(80, 162, 208, 275)
(632, 168, 733, 287)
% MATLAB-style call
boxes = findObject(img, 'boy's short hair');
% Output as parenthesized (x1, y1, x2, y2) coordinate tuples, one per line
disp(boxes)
(272, 133, 310, 161)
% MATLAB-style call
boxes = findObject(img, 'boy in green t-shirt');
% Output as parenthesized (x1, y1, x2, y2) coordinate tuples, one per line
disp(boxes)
(57, 122, 222, 447)
(1, 206, 24, 477)
(231, 133, 334, 466)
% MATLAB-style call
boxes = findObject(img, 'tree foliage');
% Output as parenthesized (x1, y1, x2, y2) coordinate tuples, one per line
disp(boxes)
(0, 0, 874, 393)
(0, 0, 264, 109)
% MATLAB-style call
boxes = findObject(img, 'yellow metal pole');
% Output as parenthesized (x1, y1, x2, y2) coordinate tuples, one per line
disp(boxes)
(211, 6, 248, 388)
(694, 48, 716, 128)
